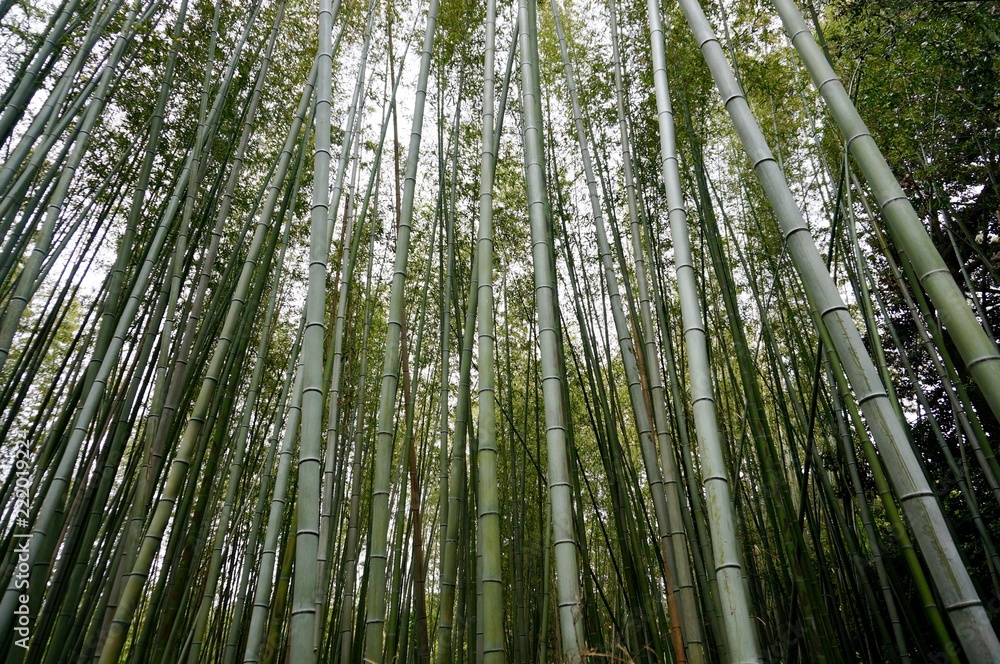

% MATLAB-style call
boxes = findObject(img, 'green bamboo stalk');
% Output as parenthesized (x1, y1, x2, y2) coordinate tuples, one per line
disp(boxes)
(687, 98, 837, 659)
(187, 87, 292, 661)
(816, 313, 958, 662)
(288, 0, 341, 655)
(337, 182, 381, 663)
(0, 0, 83, 144)
(771, 0, 1000, 425)
(144, 0, 264, 503)
(436, 241, 481, 664)
(95, 59, 315, 664)
(473, 0, 507, 662)
(647, 1, 762, 660)
(316, 6, 373, 640)
(362, 0, 438, 658)
(561, 224, 655, 661)
(435, 82, 458, 664)
(0, 0, 150, 374)
(518, 0, 585, 659)
(243, 332, 304, 664)
(224, 314, 304, 664)
(676, 0, 1000, 657)
(828, 378, 910, 662)
(606, 0, 705, 657)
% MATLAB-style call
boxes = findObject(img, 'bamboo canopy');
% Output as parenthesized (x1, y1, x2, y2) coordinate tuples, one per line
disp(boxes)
(0, 0, 998, 662)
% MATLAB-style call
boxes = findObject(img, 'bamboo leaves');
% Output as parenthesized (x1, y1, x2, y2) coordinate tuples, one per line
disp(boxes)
(0, 1, 997, 662)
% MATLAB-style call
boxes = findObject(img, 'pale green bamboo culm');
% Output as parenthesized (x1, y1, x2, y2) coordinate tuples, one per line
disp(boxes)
(675, 0, 1000, 659)
(93, 47, 317, 660)
(363, 0, 439, 659)
(289, 0, 339, 657)
(475, 0, 507, 660)
(316, 2, 375, 647)
(438, 17, 517, 664)
(548, 0, 684, 658)
(0, 0, 149, 374)
(607, 0, 705, 657)
(185, 8, 290, 654)
(332, 39, 410, 664)
(243, 310, 306, 664)
(518, 0, 584, 660)
(770, 0, 1000, 425)
(646, 0, 761, 660)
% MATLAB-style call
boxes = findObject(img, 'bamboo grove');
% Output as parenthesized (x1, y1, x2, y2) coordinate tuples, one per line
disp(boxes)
(0, 0, 997, 660)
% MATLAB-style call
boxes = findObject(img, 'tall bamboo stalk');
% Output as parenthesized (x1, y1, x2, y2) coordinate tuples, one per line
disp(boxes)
(770, 0, 1000, 425)
(363, 0, 439, 659)
(518, 0, 586, 660)
(645, 0, 762, 660)
(675, 0, 1000, 658)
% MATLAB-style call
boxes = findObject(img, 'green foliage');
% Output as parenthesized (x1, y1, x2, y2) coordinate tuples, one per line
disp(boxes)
(2, 0, 999, 661)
